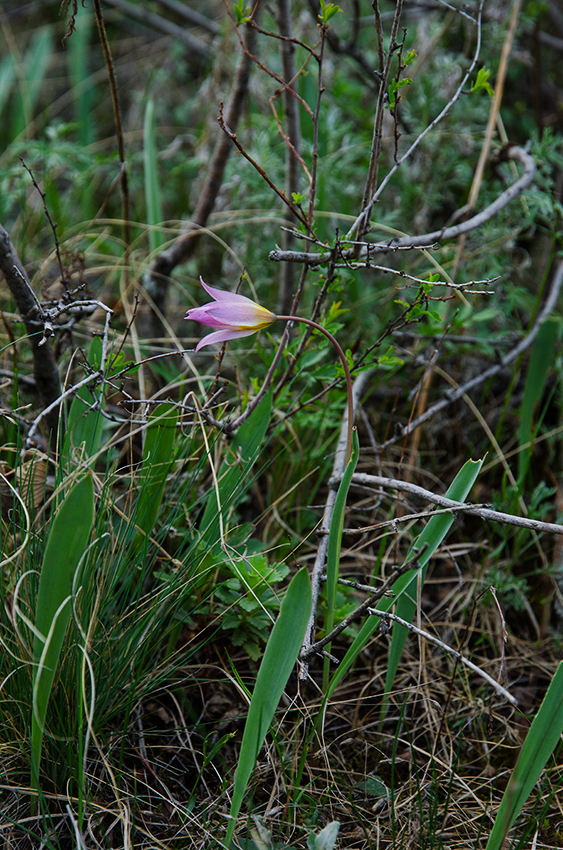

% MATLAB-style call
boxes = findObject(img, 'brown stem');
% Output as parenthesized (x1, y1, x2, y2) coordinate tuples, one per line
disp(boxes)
(358, 0, 404, 243)
(92, 0, 130, 286)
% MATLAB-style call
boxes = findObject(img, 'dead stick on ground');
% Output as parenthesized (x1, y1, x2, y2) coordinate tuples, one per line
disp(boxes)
(368, 607, 517, 706)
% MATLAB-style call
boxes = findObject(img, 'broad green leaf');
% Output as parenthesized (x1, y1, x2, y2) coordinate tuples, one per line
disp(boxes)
(199, 391, 272, 552)
(485, 661, 563, 850)
(381, 457, 484, 720)
(518, 316, 559, 484)
(326, 458, 483, 701)
(130, 403, 178, 556)
(31, 474, 95, 790)
(323, 429, 359, 691)
(60, 337, 104, 476)
(225, 567, 311, 847)
(308, 822, 340, 850)
(144, 96, 164, 254)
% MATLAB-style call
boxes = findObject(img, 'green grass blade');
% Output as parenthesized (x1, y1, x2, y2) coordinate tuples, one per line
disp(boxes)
(518, 316, 558, 484)
(323, 429, 359, 691)
(144, 96, 164, 254)
(60, 338, 104, 476)
(485, 661, 563, 850)
(67, 1, 94, 148)
(199, 390, 272, 552)
(0, 52, 17, 121)
(326, 458, 483, 702)
(13, 26, 54, 139)
(130, 403, 178, 555)
(225, 567, 312, 847)
(381, 457, 484, 719)
(31, 474, 95, 791)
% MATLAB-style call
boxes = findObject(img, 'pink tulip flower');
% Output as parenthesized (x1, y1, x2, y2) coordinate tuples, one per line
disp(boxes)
(185, 277, 276, 351)
(186, 275, 355, 461)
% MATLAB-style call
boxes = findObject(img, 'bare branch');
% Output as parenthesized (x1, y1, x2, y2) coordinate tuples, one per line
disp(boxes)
(147, 16, 259, 329)
(367, 607, 517, 705)
(349, 0, 486, 241)
(376, 258, 563, 451)
(269, 146, 536, 265)
(101, 0, 213, 56)
(344, 473, 563, 537)
(300, 546, 423, 662)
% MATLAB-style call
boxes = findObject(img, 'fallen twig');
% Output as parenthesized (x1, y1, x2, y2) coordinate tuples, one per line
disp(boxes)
(368, 607, 517, 706)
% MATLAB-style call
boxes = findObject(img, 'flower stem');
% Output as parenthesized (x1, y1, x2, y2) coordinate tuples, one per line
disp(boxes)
(276, 315, 354, 464)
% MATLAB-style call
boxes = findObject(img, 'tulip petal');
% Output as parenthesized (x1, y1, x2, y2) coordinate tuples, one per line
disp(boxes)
(200, 277, 255, 305)
(187, 277, 276, 351)
(195, 328, 255, 351)
(187, 302, 275, 330)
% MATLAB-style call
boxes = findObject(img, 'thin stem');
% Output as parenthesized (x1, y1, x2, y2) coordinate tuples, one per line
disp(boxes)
(92, 0, 130, 285)
(277, 315, 354, 463)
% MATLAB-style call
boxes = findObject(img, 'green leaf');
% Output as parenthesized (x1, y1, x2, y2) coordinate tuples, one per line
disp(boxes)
(485, 661, 563, 850)
(380, 457, 484, 720)
(326, 458, 483, 702)
(387, 77, 413, 110)
(144, 96, 164, 254)
(518, 316, 559, 483)
(60, 337, 104, 476)
(323, 429, 359, 691)
(31, 474, 95, 792)
(318, 0, 343, 25)
(199, 391, 272, 552)
(225, 568, 312, 846)
(470, 67, 494, 97)
(308, 822, 340, 850)
(234, 0, 252, 25)
(130, 403, 178, 557)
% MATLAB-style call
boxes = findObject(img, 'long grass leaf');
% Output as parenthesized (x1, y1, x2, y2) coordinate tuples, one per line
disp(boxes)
(199, 390, 272, 552)
(518, 316, 558, 484)
(225, 567, 312, 847)
(13, 27, 54, 139)
(67, 1, 94, 148)
(31, 474, 94, 790)
(60, 338, 104, 477)
(326, 458, 483, 701)
(323, 429, 359, 691)
(485, 661, 563, 850)
(144, 96, 164, 254)
(381, 457, 484, 719)
(130, 403, 178, 556)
